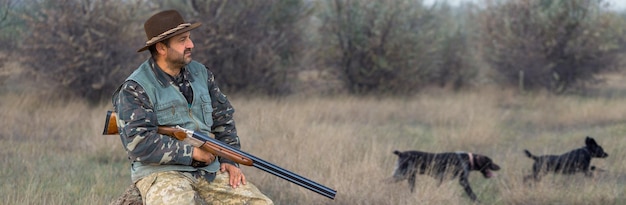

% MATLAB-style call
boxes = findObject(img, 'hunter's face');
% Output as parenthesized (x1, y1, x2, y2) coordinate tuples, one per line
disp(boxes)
(165, 31, 194, 66)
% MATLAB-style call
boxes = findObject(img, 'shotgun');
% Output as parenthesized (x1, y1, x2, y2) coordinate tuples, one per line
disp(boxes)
(103, 111, 336, 200)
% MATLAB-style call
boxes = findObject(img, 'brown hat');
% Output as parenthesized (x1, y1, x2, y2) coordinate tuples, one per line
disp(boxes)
(137, 10, 201, 52)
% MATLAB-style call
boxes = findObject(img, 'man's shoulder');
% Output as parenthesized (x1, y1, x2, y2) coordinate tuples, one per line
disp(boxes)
(127, 60, 153, 78)
(188, 60, 208, 69)
(187, 60, 212, 75)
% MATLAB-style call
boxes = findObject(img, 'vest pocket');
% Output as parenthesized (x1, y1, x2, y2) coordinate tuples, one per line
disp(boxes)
(154, 101, 182, 125)
(200, 95, 214, 126)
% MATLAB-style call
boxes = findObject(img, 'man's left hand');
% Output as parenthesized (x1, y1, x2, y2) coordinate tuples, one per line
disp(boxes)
(220, 163, 247, 188)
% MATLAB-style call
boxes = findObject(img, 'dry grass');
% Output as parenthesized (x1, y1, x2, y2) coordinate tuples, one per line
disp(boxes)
(1, 84, 626, 204)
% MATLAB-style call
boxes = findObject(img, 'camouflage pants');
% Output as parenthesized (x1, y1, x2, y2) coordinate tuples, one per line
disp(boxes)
(135, 171, 273, 205)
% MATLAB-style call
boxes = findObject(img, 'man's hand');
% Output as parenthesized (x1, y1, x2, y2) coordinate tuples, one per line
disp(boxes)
(191, 147, 216, 165)
(221, 163, 247, 189)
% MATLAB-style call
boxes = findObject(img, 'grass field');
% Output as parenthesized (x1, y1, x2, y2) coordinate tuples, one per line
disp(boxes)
(1, 80, 626, 204)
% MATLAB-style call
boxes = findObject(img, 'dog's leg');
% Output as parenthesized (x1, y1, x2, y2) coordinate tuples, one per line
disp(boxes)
(535, 169, 545, 181)
(523, 174, 534, 183)
(436, 172, 446, 187)
(530, 163, 543, 181)
(583, 164, 594, 177)
(523, 173, 541, 188)
(459, 173, 478, 201)
(584, 166, 594, 177)
(408, 173, 416, 193)
(531, 172, 542, 181)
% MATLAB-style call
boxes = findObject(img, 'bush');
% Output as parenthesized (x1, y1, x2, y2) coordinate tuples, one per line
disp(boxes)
(187, 0, 312, 95)
(0, 0, 22, 72)
(479, 0, 626, 93)
(429, 3, 481, 90)
(19, 0, 148, 102)
(319, 0, 474, 94)
(0, 0, 22, 50)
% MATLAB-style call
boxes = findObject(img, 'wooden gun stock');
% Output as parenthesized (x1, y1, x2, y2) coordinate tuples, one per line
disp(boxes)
(102, 110, 337, 199)
(103, 111, 252, 165)
(103, 111, 187, 140)
(103, 110, 119, 135)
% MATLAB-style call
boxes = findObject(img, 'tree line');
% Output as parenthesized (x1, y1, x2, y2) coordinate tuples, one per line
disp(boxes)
(0, 0, 624, 102)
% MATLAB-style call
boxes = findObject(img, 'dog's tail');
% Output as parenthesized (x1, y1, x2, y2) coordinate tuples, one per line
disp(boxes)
(393, 150, 402, 156)
(524, 149, 539, 161)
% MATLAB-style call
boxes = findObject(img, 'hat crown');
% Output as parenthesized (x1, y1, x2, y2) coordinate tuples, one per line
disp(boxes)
(144, 10, 186, 40)
(137, 10, 201, 52)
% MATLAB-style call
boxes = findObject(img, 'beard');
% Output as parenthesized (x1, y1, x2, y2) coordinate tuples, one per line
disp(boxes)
(166, 48, 192, 68)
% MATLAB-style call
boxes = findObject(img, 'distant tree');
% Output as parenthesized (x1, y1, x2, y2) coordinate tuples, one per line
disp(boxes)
(184, 0, 313, 95)
(19, 0, 151, 102)
(0, 0, 22, 72)
(318, 0, 447, 94)
(429, 3, 481, 90)
(0, 0, 21, 50)
(435, 28, 478, 90)
(479, 0, 626, 93)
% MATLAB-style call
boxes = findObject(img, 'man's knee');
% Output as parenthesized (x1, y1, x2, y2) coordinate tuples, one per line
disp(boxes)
(197, 172, 274, 205)
(136, 171, 204, 205)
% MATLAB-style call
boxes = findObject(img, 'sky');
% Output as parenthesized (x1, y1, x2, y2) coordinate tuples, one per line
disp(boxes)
(424, 0, 626, 11)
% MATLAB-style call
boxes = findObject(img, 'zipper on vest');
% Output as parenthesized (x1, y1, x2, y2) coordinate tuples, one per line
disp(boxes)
(189, 107, 200, 131)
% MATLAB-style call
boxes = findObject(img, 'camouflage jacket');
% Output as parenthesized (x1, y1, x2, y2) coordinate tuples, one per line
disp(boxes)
(113, 58, 240, 169)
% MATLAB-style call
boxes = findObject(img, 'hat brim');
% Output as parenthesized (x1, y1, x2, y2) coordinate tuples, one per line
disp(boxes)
(137, 22, 202, 52)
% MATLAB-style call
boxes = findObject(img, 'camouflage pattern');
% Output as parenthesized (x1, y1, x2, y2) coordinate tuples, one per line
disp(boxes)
(111, 58, 271, 203)
(136, 171, 205, 204)
(110, 184, 142, 205)
(197, 171, 273, 205)
(112, 58, 240, 169)
(135, 171, 273, 205)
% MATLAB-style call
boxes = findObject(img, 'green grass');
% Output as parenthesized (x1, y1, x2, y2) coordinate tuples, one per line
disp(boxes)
(1, 84, 626, 204)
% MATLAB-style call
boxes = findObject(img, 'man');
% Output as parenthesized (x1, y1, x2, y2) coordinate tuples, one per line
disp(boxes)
(112, 10, 273, 205)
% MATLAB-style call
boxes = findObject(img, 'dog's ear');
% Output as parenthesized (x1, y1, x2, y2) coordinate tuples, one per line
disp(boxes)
(490, 163, 501, 171)
(475, 155, 499, 170)
(478, 156, 501, 171)
(585, 136, 598, 147)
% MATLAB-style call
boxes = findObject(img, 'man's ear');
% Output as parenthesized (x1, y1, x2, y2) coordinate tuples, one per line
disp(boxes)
(156, 42, 168, 55)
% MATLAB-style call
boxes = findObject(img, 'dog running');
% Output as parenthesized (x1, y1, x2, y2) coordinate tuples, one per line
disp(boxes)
(523, 136, 609, 182)
(389, 150, 501, 201)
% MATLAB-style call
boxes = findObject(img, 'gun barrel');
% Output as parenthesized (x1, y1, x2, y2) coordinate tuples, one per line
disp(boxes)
(252, 154, 337, 199)
(190, 131, 337, 199)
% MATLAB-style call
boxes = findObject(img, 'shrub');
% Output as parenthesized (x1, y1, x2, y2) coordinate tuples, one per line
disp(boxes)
(429, 3, 481, 90)
(19, 0, 148, 102)
(479, 0, 626, 93)
(318, 0, 447, 94)
(0, 0, 23, 72)
(187, 0, 312, 95)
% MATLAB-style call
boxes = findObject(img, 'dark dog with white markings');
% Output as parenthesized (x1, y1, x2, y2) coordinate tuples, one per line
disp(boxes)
(523, 136, 609, 182)
(389, 150, 501, 201)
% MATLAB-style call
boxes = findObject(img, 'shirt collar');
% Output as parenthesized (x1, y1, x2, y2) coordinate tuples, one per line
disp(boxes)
(149, 58, 195, 87)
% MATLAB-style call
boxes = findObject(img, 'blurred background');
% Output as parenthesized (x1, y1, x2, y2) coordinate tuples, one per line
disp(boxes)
(2, 0, 626, 101)
(2, 0, 626, 204)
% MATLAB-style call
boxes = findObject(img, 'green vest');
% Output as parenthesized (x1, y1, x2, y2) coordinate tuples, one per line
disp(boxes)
(126, 60, 220, 182)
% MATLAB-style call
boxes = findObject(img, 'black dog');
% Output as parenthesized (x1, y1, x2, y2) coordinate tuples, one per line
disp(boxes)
(389, 150, 501, 201)
(523, 136, 609, 182)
